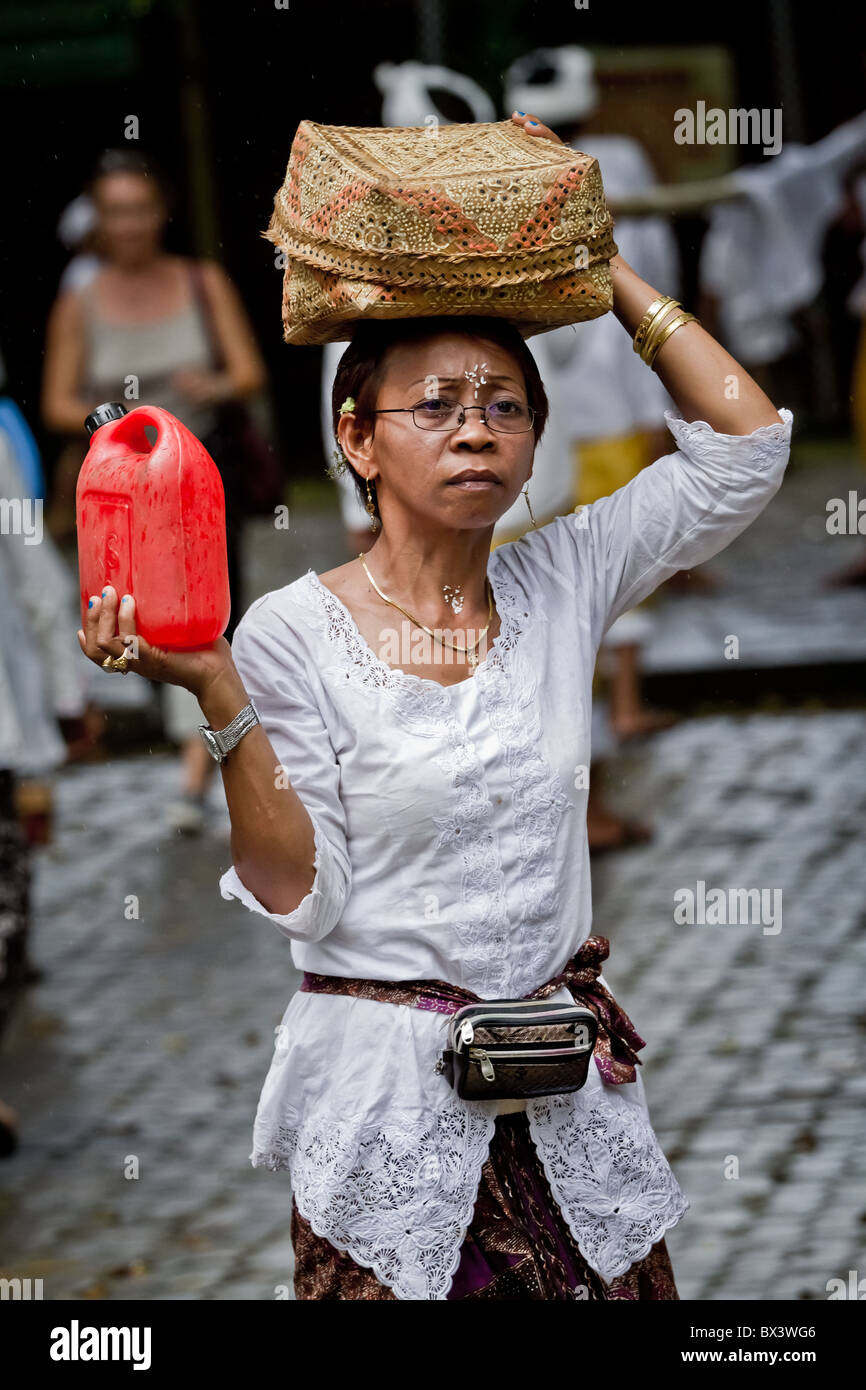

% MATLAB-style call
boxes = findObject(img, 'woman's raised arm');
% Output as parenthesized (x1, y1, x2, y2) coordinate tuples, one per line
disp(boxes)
(609, 253, 782, 436)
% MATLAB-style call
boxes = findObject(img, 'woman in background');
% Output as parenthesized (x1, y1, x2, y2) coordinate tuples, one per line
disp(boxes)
(42, 149, 267, 833)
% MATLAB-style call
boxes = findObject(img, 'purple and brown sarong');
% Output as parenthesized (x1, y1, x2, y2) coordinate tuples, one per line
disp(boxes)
(291, 935, 679, 1300)
(291, 1111, 678, 1300)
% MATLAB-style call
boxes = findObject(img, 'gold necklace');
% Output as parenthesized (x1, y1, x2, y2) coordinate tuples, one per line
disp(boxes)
(357, 552, 494, 669)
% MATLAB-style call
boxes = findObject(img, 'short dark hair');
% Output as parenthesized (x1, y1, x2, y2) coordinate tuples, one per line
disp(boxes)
(87, 149, 176, 217)
(330, 315, 550, 525)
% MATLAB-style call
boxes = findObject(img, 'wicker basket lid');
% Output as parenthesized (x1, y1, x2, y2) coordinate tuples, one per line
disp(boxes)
(263, 118, 618, 345)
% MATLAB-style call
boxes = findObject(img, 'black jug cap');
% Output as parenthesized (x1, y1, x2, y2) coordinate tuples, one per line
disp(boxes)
(84, 402, 128, 437)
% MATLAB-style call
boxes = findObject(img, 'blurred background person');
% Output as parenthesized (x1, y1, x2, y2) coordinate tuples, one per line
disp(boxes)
(0, 423, 92, 1156)
(507, 46, 687, 846)
(41, 148, 269, 834)
(505, 43, 689, 694)
(687, 108, 866, 584)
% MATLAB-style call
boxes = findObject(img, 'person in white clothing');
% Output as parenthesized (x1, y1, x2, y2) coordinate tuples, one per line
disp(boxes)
(505, 47, 687, 856)
(76, 112, 793, 1300)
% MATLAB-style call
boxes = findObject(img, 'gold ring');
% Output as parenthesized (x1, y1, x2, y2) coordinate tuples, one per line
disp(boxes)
(101, 651, 130, 674)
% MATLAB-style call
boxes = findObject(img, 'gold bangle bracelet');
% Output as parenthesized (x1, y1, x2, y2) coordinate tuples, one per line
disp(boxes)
(645, 311, 699, 369)
(646, 311, 698, 368)
(638, 302, 687, 365)
(634, 296, 679, 356)
(633, 295, 680, 356)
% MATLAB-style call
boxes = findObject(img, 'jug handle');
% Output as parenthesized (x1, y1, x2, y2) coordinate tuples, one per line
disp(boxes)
(101, 405, 167, 455)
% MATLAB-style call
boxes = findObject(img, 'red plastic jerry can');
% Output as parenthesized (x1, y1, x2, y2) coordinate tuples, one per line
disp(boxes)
(76, 402, 231, 649)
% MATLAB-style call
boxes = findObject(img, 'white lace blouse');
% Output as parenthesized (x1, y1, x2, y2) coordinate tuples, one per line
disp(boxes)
(219, 407, 794, 1299)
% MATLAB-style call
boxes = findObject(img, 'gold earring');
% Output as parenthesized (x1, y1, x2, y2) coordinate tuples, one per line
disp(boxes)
(523, 485, 538, 529)
(366, 477, 381, 531)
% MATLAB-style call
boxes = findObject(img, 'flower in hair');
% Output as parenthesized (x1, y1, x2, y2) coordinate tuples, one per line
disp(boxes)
(339, 396, 356, 416)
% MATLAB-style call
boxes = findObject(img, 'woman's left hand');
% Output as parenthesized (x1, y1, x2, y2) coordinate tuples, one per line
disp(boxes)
(510, 111, 564, 145)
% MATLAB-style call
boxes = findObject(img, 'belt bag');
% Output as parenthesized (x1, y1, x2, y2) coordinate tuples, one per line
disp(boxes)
(299, 935, 645, 1099)
(434, 998, 599, 1102)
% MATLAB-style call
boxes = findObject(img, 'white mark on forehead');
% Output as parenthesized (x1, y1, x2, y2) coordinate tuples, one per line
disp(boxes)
(464, 361, 489, 399)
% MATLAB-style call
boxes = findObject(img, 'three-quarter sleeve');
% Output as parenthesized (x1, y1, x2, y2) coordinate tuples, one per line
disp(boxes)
(517, 407, 792, 642)
(217, 594, 351, 943)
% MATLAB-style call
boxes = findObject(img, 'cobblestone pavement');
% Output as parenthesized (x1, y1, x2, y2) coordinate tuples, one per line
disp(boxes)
(1, 709, 864, 1301)
(642, 453, 866, 674)
(594, 710, 866, 1301)
(2, 449, 865, 1301)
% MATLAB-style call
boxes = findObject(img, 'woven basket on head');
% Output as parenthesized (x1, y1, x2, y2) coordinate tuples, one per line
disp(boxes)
(263, 119, 618, 345)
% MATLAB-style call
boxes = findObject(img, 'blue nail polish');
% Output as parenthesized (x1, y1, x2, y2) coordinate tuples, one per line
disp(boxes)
(516, 110, 525, 116)
(102, 588, 107, 596)
(529, 120, 538, 126)
(88, 599, 93, 608)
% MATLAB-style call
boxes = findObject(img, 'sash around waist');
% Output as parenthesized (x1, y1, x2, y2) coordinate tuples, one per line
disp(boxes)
(299, 933, 645, 1086)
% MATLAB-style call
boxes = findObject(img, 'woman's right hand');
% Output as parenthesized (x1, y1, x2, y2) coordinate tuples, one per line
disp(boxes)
(510, 112, 564, 145)
(78, 584, 235, 703)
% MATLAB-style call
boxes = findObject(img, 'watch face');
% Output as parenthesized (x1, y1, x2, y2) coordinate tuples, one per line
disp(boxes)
(200, 726, 223, 762)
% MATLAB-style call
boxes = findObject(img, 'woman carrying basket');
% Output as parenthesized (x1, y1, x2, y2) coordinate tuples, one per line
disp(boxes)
(77, 113, 793, 1299)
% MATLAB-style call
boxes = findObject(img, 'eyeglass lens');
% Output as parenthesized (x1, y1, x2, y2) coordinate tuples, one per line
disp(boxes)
(413, 398, 533, 433)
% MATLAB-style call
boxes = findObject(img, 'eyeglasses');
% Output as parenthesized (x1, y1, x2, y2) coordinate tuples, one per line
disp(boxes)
(373, 396, 535, 434)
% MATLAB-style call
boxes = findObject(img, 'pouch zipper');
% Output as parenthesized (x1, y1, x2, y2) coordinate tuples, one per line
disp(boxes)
(468, 1044, 594, 1082)
(469, 1045, 592, 1084)
(469, 1044, 595, 1060)
(453, 1004, 594, 1049)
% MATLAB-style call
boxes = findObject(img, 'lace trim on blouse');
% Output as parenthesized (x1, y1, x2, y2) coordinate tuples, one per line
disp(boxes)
(254, 1099, 498, 1300)
(663, 407, 794, 469)
(252, 1082, 689, 1296)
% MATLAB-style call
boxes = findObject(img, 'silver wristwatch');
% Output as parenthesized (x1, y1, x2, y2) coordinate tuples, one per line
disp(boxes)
(198, 699, 260, 764)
